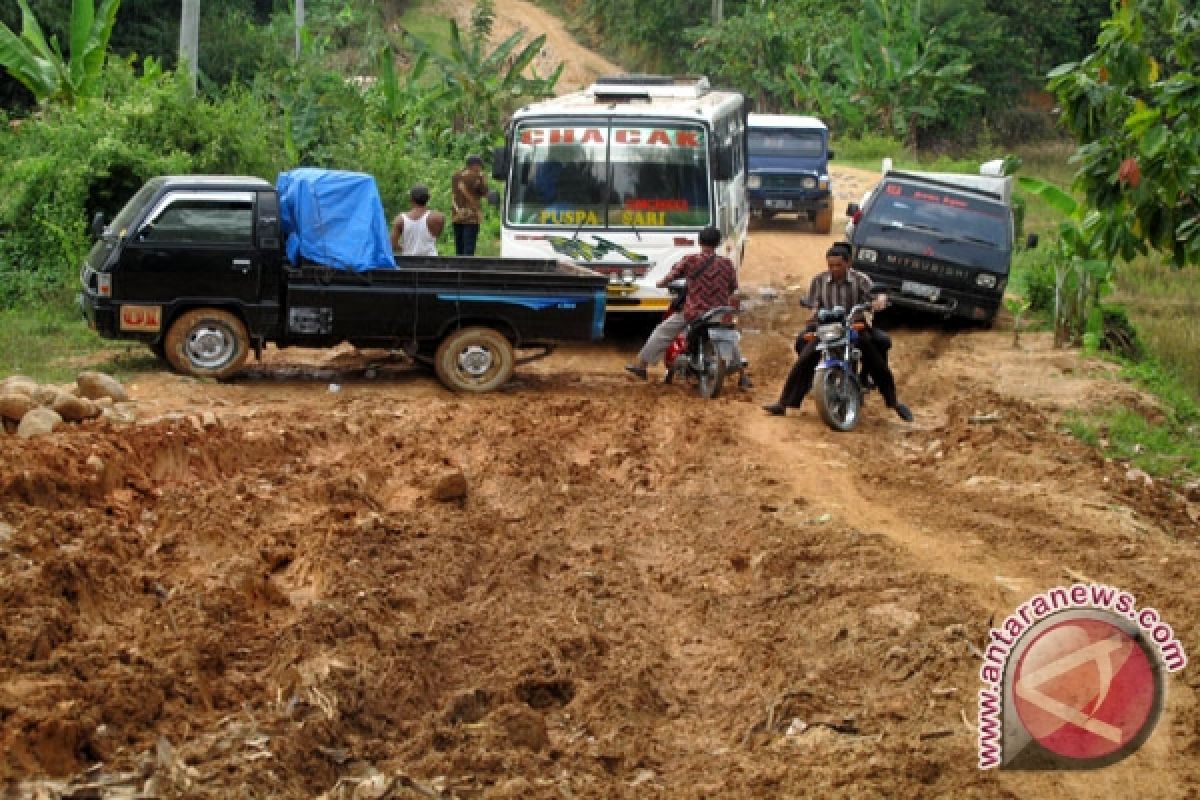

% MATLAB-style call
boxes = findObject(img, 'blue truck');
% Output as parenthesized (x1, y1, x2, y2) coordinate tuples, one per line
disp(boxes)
(745, 113, 834, 233)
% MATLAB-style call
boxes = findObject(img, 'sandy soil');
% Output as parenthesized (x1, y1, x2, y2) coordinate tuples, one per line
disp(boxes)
(3, 7, 1200, 798)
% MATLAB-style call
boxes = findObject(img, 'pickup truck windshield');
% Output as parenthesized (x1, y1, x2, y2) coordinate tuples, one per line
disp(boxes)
(865, 181, 1010, 249)
(507, 122, 711, 228)
(748, 129, 824, 158)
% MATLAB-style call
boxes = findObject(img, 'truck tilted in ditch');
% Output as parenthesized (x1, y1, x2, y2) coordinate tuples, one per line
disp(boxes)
(79, 169, 607, 392)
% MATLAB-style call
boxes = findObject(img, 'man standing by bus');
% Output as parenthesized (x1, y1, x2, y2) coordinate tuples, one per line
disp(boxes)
(451, 155, 488, 255)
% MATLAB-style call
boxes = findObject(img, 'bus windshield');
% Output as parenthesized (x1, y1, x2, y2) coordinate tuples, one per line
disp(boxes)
(507, 122, 711, 228)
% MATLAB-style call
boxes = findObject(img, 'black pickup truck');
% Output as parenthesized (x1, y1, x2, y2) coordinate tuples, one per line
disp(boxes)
(79, 175, 607, 392)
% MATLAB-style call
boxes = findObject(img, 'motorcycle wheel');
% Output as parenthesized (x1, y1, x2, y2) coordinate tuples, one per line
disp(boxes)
(814, 366, 861, 431)
(695, 336, 726, 399)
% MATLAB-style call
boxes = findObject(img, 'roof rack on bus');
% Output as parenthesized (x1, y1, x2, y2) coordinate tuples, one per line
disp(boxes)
(588, 74, 712, 100)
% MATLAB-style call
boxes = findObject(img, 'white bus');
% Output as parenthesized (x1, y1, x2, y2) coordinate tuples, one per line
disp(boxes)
(493, 75, 748, 314)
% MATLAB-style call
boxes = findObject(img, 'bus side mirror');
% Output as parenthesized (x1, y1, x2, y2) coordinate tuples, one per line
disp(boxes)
(90, 211, 107, 239)
(491, 146, 508, 181)
(1025, 233, 1039, 250)
(713, 144, 735, 181)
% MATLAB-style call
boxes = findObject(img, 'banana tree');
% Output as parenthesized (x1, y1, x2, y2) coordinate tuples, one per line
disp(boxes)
(1019, 176, 1115, 347)
(0, 0, 121, 107)
(404, 19, 562, 144)
(836, 0, 983, 145)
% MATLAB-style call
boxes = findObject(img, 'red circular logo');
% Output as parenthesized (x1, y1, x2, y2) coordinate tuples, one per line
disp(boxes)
(1013, 617, 1158, 761)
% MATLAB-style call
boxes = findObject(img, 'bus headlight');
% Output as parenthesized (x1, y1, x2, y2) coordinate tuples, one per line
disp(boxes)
(747, 175, 762, 189)
(622, 269, 635, 285)
(802, 176, 817, 189)
(858, 248, 877, 264)
(976, 273, 998, 289)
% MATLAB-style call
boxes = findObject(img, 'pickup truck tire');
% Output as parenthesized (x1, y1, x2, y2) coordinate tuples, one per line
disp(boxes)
(813, 207, 833, 235)
(434, 326, 515, 392)
(164, 308, 250, 380)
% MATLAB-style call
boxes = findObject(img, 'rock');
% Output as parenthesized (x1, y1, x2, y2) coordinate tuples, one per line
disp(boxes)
(0, 392, 36, 422)
(431, 469, 468, 502)
(103, 403, 138, 425)
(0, 375, 37, 396)
(0, 520, 13, 545)
(1183, 480, 1200, 503)
(31, 386, 60, 406)
(17, 407, 62, 439)
(52, 392, 99, 422)
(1125, 467, 1153, 487)
(201, 411, 219, 428)
(76, 370, 129, 402)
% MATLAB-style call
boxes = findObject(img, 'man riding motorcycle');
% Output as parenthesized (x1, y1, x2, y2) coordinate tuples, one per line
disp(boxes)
(625, 226, 750, 389)
(763, 242, 912, 420)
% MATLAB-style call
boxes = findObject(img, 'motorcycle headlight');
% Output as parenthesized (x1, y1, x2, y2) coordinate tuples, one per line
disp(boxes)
(858, 248, 877, 264)
(975, 273, 998, 289)
(747, 175, 762, 189)
(817, 323, 844, 341)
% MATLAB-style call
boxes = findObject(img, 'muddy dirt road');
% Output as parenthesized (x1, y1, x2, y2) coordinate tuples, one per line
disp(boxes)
(3, 165, 1198, 798)
(3, 7, 1200, 798)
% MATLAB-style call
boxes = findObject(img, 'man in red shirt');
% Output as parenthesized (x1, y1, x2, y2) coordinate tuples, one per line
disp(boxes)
(625, 226, 750, 388)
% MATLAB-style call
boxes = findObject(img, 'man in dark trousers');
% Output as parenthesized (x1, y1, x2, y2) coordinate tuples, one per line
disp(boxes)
(763, 242, 912, 420)
(625, 226, 750, 389)
(451, 154, 488, 255)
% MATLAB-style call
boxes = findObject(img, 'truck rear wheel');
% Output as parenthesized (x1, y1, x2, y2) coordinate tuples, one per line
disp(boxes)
(434, 326, 515, 392)
(814, 207, 833, 234)
(164, 308, 249, 380)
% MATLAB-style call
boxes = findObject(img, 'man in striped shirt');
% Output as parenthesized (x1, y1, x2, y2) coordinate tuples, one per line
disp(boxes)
(763, 242, 912, 421)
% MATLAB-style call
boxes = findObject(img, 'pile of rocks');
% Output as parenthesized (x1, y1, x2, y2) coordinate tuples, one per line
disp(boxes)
(0, 371, 135, 439)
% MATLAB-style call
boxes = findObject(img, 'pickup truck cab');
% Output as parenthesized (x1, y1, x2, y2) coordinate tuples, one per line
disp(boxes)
(846, 164, 1032, 325)
(79, 172, 607, 392)
(746, 113, 834, 233)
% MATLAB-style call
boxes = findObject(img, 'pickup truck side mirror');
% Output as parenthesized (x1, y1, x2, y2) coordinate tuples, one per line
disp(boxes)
(1025, 232, 1039, 250)
(845, 202, 860, 217)
(90, 211, 107, 239)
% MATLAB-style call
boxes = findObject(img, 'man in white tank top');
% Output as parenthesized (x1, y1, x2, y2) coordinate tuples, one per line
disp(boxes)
(390, 185, 445, 257)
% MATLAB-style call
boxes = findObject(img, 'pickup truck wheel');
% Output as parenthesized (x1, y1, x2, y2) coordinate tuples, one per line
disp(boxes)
(434, 326, 515, 392)
(814, 207, 833, 234)
(164, 308, 249, 380)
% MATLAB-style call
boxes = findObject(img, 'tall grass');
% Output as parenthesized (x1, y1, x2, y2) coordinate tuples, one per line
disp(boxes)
(1114, 259, 1200, 399)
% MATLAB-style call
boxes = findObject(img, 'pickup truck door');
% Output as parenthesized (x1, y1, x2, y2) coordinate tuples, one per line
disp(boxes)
(119, 191, 262, 306)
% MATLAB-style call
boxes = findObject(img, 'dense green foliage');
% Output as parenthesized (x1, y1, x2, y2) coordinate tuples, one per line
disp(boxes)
(1048, 0, 1199, 267)
(567, 0, 1105, 145)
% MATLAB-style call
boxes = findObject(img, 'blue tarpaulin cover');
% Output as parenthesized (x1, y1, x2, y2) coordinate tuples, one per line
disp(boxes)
(277, 168, 397, 271)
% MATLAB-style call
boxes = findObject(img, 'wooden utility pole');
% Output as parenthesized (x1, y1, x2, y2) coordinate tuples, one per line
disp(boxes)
(179, 0, 200, 94)
(712, 0, 722, 24)
(295, 0, 305, 59)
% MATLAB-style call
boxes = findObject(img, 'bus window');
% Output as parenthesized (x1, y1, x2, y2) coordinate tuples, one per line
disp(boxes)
(505, 122, 711, 229)
(609, 124, 709, 227)
(508, 126, 608, 227)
